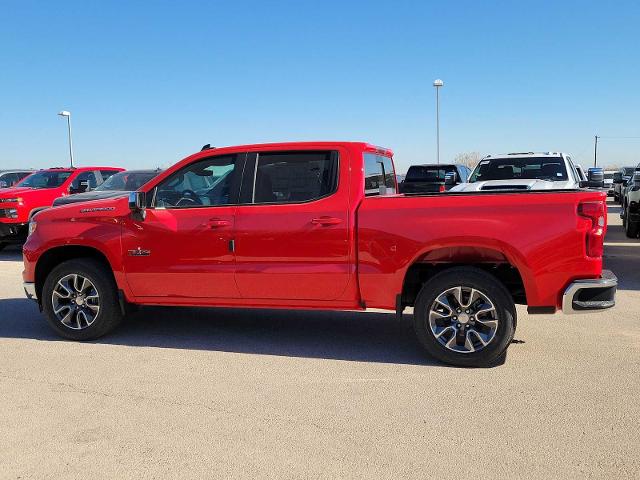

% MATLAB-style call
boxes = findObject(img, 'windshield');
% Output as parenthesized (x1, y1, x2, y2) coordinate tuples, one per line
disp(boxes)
(622, 167, 635, 176)
(17, 171, 73, 189)
(405, 165, 456, 182)
(470, 157, 568, 182)
(96, 171, 158, 191)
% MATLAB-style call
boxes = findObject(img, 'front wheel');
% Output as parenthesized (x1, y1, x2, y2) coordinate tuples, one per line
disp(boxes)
(413, 267, 516, 367)
(42, 258, 124, 340)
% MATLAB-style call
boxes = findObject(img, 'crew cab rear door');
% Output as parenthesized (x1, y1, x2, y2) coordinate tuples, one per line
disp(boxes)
(121, 153, 243, 299)
(233, 148, 351, 301)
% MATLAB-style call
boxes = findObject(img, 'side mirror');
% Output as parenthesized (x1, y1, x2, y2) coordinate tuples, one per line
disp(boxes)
(587, 167, 605, 188)
(613, 172, 623, 183)
(444, 172, 457, 186)
(129, 191, 146, 210)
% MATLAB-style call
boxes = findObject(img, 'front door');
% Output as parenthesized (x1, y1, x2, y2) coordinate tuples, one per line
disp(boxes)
(122, 153, 242, 299)
(234, 149, 351, 301)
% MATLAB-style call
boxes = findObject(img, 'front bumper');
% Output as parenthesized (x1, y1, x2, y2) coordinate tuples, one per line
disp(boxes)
(562, 270, 617, 314)
(24, 282, 37, 302)
(0, 222, 27, 243)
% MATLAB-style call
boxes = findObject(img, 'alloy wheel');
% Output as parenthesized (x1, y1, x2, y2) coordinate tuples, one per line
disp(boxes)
(51, 274, 100, 330)
(428, 286, 499, 353)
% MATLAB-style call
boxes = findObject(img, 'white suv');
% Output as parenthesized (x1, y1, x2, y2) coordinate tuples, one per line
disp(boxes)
(621, 167, 640, 238)
(452, 152, 582, 192)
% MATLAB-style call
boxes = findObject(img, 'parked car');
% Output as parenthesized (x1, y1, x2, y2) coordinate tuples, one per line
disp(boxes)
(399, 164, 470, 193)
(613, 167, 635, 202)
(452, 152, 582, 192)
(0, 170, 34, 188)
(22, 142, 616, 367)
(0, 166, 123, 249)
(53, 169, 162, 207)
(620, 167, 640, 238)
(603, 170, 617, 196)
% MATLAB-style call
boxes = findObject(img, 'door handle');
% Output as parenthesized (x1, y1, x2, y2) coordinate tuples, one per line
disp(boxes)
(207, 218, 231, 228)
(311, 216, 342, 226)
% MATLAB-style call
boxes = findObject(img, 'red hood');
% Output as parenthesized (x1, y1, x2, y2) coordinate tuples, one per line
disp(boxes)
(0, 187, 39, 198)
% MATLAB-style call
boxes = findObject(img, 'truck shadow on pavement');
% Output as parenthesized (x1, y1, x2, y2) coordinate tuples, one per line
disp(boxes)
(0, 246, 22, 262)
(0, 297, 503, 367)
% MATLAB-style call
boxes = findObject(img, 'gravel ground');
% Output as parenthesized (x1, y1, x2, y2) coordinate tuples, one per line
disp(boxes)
(0, 200, 638, 479)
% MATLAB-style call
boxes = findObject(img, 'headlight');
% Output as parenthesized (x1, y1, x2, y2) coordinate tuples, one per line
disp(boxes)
(4, 208, 18, 219)
(28, 221, 37, 236)
(0, 197, 23, 204)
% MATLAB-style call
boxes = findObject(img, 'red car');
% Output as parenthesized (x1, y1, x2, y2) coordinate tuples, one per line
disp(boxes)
(0, 166, 123, 249)
(22, 142, 616, 366)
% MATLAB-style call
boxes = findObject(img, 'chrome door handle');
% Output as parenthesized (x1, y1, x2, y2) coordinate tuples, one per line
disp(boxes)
(207, 219, 231, 228)
(311, 216, 342, 226)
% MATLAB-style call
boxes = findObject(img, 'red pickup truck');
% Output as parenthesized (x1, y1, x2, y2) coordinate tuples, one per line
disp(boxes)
(22, 142, 617, 366)
(0, 166, 123, 249)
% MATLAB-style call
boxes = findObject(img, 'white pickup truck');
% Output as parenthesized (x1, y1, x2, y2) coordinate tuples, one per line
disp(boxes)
(452, 152, 583, 192)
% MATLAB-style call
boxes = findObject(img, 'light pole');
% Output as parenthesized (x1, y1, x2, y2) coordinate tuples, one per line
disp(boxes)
(58, 110, 74, 167)
(593, 135, 599, 167)
(433, 79, 444, 164)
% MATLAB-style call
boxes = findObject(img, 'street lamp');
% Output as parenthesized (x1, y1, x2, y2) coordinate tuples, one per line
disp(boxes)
(58, 110, 74, 167)
(433, 79, 444, 164)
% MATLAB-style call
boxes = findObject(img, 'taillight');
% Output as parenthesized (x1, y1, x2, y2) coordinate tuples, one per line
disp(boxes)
(439, 185, 445, 193)
(578, 201, 606, 257)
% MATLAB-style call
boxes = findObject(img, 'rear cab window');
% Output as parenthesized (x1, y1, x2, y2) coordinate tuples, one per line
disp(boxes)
(364, 153, 396, 196)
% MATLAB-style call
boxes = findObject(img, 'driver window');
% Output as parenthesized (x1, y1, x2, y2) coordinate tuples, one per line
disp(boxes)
(153, 155, 238, 208)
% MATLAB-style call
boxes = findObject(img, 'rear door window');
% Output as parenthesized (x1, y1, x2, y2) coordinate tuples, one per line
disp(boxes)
(252, 151, 338, 204)
(364, 153, 396, 196)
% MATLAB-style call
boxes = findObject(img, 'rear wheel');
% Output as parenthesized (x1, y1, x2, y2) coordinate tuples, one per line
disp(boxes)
(42, 258, 123, 340)
(413, 267, 516, 367)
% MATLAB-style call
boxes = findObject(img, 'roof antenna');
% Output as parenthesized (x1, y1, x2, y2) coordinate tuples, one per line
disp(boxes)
(201, 144, 215, 151)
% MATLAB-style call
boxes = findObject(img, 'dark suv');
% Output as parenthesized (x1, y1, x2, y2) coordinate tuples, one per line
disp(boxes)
(399, 164, 470, 194)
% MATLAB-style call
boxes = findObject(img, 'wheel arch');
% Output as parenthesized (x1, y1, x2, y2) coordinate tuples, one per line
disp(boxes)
(399, 243, 532, 309)
(35, 245, 116, 302)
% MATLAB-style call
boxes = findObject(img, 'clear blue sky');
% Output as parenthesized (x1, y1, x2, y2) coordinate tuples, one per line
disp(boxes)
(1, 0, 639, 173)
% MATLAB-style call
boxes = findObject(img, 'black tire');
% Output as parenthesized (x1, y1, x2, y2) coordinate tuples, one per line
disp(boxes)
(625, 209, 639, 238)
(42, 258, 123, 340)
(0, 243, 6, 252)
(413, 267, 516, 367)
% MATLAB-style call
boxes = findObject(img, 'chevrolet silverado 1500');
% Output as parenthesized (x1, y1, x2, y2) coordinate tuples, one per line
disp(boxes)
(22, 142, 617, 366)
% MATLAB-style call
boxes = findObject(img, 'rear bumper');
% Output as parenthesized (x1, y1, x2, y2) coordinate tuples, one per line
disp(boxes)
(562, 270, 617, 314)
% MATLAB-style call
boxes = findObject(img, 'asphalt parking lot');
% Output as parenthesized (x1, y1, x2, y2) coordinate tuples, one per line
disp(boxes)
(0, 200, 638, 479)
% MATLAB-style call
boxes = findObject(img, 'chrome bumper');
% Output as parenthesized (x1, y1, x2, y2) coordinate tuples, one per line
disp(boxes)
(562, 270, 617, 314)
(24, 282, 37, 302)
